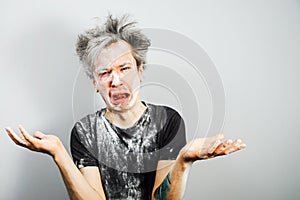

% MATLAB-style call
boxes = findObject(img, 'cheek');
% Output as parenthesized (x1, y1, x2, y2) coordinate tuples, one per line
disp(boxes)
(98, 88, 110, 103)
(123, 72, 141, 90)
(98, 81, 109, 93)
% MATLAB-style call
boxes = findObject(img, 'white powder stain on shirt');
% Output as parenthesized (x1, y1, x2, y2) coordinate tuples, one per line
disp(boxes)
(74, 103, 176, 199)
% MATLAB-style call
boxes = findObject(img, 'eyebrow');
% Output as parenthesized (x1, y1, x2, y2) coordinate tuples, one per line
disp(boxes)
(95, 62, 133, 73)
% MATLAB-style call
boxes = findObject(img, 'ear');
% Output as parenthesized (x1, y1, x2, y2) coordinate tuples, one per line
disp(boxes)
(92, 79, 99, 93)
(138, 63, 144, 82)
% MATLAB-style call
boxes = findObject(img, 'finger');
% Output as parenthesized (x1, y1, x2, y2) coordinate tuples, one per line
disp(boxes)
(208, 132, 225, 141)
(236, 141, 247, 150)
(223, 139, 244, 154)
(217, 132, 225, 140)
(213, 139, 231, 154)
(208, 139, 221, 154)
(34, 131, 45, 139)
(18, 125, 36, 144)
(202, 132, 224, 154)
(226, 139, 233, 144)
(209, 132, 226, 151)
(214, 143, 226, 154)
(5, 127, 28, 147)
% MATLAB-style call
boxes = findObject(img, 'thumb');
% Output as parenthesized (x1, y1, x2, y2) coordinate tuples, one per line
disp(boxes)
(207, 133, 225, 154)
(34, 131, 45, 139)
(216, 132, 225, 140)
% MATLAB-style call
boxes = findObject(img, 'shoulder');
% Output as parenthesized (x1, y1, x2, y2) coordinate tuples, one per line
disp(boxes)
(146, 102, 182, 119)
(72, 109, 105, 136)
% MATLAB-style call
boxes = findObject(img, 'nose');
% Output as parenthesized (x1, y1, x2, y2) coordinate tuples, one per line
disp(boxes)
(110, 71, 122, 87)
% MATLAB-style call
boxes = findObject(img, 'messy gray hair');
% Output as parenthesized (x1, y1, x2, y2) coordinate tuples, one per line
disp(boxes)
(75, 14, 151, 80)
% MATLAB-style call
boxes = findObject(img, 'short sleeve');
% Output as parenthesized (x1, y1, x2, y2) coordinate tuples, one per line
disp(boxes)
(158, 111, 187, 160)
(70, 126, 98, 169)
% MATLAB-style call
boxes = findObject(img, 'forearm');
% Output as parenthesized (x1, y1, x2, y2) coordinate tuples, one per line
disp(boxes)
(167, 159, 192, 200)
(53, 144, 103, 200)
(154, 159, 192, 200)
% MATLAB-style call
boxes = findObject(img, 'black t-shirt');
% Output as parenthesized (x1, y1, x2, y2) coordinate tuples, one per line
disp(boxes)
(70, 102, 186, 200)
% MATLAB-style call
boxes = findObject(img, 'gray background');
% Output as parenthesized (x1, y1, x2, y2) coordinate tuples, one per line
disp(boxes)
(1, 0, 299, 199)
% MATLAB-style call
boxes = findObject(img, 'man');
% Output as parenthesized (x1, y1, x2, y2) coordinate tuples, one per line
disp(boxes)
(5, 14, 246, 200)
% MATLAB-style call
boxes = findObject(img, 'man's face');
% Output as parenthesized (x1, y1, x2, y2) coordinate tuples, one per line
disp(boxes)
(93, 40, 143, 112)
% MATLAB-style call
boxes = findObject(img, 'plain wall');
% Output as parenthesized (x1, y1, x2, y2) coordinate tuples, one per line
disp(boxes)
(1, 0, 299, 199)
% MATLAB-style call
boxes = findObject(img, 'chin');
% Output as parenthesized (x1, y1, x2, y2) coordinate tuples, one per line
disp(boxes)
(107, 102, 132, 112)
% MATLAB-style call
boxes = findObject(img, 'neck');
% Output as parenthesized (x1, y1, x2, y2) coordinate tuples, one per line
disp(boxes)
(105, 101, 146, 129)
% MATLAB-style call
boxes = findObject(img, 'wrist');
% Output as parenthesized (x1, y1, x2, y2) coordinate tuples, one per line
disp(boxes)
(52, 142, 67, 163)
(176, 151, 193, 171)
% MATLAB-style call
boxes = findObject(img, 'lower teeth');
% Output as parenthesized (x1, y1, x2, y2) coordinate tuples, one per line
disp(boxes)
(113, 94, 127, 100)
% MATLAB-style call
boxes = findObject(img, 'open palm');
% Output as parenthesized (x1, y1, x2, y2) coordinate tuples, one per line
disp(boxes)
(5, 125, 62, 157)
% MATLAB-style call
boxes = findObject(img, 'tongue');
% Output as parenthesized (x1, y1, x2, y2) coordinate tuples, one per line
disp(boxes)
(113, 94, 127, 100)
(111, 93, 130, 105)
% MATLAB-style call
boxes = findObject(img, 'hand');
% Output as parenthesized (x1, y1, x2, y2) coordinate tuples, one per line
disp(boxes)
(178, 133, 246, 163)
(5, 125, 63, 157)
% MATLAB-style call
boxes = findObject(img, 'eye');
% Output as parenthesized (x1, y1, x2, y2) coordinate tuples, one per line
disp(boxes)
(120, 66, 130, 72)
(99, 72, 107, 76)
(98, 70, 110, 78)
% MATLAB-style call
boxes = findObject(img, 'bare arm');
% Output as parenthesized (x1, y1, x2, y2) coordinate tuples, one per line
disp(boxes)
(54, 146, 106, 200)
(5, 126, 106, 200)
(152, 133, 247, 200)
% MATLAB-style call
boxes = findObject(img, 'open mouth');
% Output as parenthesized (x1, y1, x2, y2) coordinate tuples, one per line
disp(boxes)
(110, 92, 130, 105)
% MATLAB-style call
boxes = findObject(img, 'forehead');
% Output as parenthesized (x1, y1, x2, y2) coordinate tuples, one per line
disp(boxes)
(95, 40, 135, 70)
